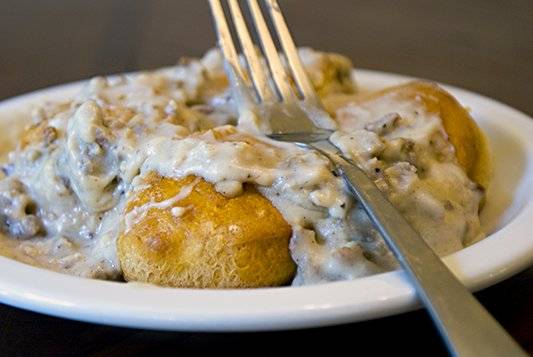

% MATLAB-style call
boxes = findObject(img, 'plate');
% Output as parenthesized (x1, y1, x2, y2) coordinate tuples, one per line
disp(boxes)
(0, 70, 532, 331)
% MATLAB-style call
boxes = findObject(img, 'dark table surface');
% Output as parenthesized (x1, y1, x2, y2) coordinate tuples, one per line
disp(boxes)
(1, 1, 532, 355)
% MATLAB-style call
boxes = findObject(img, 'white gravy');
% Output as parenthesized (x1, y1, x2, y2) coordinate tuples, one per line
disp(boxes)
(0, 48, 484, 285)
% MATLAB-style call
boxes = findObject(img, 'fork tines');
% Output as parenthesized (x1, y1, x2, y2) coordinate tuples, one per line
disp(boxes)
(208, 0, 319, 106)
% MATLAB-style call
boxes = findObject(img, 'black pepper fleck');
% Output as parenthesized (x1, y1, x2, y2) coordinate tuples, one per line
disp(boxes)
(444, 200, 454, 211)
(1, 164, 13, 176)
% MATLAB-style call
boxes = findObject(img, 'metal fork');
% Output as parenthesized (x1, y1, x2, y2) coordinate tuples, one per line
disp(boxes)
(208, 1, 526, 355)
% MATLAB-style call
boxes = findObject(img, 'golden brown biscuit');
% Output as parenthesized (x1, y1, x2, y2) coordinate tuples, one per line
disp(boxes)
(354, 81, 491, 189)
(118, 173, 295, 288)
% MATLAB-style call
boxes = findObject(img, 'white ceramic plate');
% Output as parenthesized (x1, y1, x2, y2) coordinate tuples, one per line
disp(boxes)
(0, 70, 532, 331)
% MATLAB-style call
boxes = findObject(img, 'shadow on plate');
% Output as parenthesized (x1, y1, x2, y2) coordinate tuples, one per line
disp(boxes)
(478, 119, 529, 235)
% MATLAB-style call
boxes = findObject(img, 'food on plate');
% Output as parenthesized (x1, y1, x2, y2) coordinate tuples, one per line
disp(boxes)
(0, 48, 490, 287)
(352, 81, 491, 189)
(118, 173, 295, 288)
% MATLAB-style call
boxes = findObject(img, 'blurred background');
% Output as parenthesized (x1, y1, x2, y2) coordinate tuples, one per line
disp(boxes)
(1, 0, 532, 115)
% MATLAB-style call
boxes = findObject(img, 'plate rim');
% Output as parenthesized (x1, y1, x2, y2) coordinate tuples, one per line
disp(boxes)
(0, 68, 532, 331)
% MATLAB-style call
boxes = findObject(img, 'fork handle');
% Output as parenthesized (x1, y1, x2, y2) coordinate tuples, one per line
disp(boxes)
(326, 150, 526, 356)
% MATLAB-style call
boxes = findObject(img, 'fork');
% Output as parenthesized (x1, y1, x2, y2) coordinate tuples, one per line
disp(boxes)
(208, 1, 526, 355)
